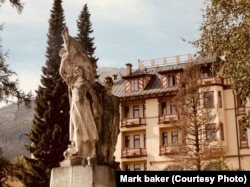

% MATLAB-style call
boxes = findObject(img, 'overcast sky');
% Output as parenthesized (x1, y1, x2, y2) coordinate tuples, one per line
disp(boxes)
(1, 0, 204, 96)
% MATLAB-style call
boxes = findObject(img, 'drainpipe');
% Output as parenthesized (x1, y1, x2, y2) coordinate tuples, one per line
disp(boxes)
(233, 90, 241, 170)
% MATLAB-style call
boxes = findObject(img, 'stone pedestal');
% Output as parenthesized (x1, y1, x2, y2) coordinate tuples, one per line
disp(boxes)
(50, 165, 116, 187)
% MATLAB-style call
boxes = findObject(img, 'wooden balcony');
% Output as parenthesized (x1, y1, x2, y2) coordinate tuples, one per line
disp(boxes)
(159, 145, 179, 155)
(121, 147, 147, 158)
(121, 117, 146, 127)
(158, 114, 178, 124)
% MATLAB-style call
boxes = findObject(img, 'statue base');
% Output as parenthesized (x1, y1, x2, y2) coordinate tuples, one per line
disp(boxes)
(50, 165, 116, 187)
(59, 156, 96, 167)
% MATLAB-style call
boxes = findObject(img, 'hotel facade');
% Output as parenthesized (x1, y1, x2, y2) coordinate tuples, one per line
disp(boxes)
(112, 54, 250, 171)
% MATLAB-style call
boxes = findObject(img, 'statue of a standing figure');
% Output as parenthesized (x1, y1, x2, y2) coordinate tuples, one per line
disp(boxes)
(59, 27, 120, 169)
(59, 27, 102, 162)
(101, 76, 120, 164)
(69, 65, 99, 158)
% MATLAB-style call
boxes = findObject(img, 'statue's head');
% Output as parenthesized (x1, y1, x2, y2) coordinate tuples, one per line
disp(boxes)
(104, 76, 113, 86)
(74, 65, 85, 78)
(103, 76, 114, 90)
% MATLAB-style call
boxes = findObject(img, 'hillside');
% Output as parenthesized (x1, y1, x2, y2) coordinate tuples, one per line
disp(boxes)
(0, 67, 126, 161)
(0, 101, 34, 161)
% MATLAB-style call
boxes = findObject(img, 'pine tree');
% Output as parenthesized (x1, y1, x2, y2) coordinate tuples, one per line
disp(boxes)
(0, 0, 24, 13)
(21, 0, 69, 186)
(1, 2, 32, 108)
(75, 3, 106, 163)
(76, 3, 99, 72)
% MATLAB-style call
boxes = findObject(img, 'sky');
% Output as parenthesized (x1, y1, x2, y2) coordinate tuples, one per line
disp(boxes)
(1, 0, 204, 96)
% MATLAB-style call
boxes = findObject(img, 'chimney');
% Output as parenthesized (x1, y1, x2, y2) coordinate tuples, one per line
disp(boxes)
(126, 63, 132, 75)
(113, 74, 117, 80)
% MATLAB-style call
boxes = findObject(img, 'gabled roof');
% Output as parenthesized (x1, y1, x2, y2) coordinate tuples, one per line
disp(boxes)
(112, 55, 216, 99)
(112, 63, 185, 98)
(122, 68, 154, 79)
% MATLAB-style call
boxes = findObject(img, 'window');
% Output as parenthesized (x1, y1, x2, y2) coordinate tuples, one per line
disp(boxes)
(237, 95, 245, 108)
(143, 104, 146, 117)
(165, 165, 183, 171)
(204, 91, 214, 108)
(219, 123, 224, 141)
(170, 102, 177, 114)
(131, 79, 139, 91)
(239, 122, 248, 148)
(171, 131, 178, 145)
(124, 164, 130, 171)
(201, 65, 212, 78)
(144, 134, 146, 148)
(243, 128, 248, 141)
(144, 163, 147, 171)
(206, 123, 217, 141)
(161, 102, 167, 115)
(124, 106, 129, 118)
(236, 95, 246, 115)
(218, 91, 222, 108)
(125, 136, 130, 148)
(162, 132, 168, 145)
(134, 164, 141, 171)
(240, 124, 248, 141)
(134, 135, 140, 148)
(133, 105, 139, 118)
(168, 75, 176, 87)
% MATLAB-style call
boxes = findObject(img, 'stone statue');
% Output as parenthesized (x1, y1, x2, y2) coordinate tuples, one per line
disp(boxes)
(69, 65, 100, 158)
(59, 26, 95, 107)
(59, 26, 95, 84)
(91, 76, 121, 166)
(100, 76, 120, 164)
(59, 27, 119, 168)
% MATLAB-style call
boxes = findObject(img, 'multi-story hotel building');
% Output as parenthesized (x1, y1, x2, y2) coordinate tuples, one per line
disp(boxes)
(112, 54, 250, 171)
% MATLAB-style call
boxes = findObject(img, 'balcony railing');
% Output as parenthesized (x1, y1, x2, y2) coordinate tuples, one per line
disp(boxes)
(121, 147, 147, 158)
(200, 77, 223, 85)
(237, 107, 246, 115)
(240, 140, 248, 148)
(159, 145, 179, 155)
(121, 117, 146, 127)
(158, 114, 178, 124)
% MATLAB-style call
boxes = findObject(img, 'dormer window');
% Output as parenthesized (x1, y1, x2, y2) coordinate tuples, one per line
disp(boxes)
(130, 79, 139, 91)
(168, 75, 176, 87)
(161, 73, 178, 88)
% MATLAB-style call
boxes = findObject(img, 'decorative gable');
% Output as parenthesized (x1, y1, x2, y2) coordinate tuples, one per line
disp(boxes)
(160, 71, 181, 88)
(124, 75, 154, 93)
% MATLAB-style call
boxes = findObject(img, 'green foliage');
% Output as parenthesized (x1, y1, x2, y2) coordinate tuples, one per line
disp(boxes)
(0, 0, 24, 14)
(21, 0, 70, 186)
(239, 109, 250, 128)
(0, 148, 12, 187)
(76, 4, 99, 69)
(192, 0, 250, 101)
(0, 25, 32, 108)
(190, 0, 250, 129)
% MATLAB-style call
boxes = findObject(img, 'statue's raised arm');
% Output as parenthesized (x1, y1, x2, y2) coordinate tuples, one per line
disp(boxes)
(61, 26, 70, 52)
(59, 26, 95, 87)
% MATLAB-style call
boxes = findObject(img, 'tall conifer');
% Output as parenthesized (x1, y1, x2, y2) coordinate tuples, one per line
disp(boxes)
(22, 0, 69, 186)
(76, 4, 99, 69)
